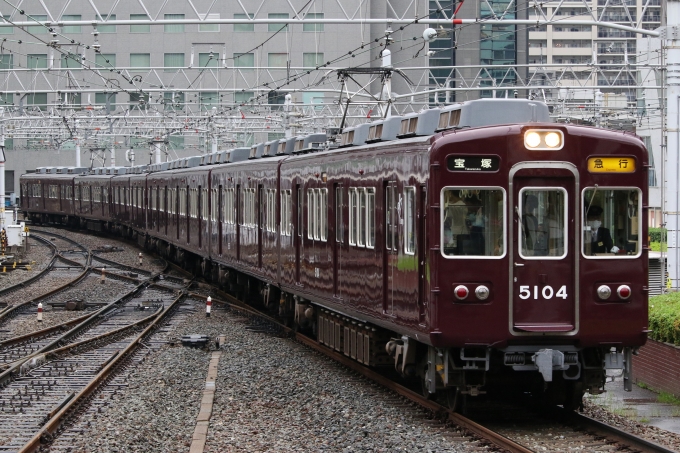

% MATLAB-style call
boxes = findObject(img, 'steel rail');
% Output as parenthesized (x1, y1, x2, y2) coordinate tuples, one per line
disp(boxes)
(0, 265, 92, 324)
(0, 234, 58, 301)
(193, 291, 676, 453)
(189, 291, 532, 452)
(91, 254, 155, 276)
(564, 410, 678, 453)
(0, 279, 164, 385)
(0, 311, 92, 350)
(18, 291, 185, 453)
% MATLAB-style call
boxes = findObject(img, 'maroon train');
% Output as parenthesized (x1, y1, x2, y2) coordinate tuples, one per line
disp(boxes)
(21, 99, 649, 408)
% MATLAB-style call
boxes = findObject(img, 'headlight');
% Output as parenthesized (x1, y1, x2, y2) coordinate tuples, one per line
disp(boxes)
(545, 132, 561, 148)
(524, 129, 564, 151)
(525, 132, 541, 148)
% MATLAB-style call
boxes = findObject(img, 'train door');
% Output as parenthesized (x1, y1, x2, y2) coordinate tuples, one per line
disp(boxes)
(295, 184, 302, 284)
(417, 185, 427, 322)
(383, 181, 398, 316)
(258, 184, 263, 268)
(511, 164, 577, 334)
(333, 184, 343, 297)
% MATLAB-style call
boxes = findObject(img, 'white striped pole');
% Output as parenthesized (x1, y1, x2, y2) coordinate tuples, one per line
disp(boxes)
(206, 296, 211, 317)
(37, 302, 43, 322)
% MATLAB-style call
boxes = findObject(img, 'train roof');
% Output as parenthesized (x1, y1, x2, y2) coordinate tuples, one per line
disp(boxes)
(24, 99, 554, 179)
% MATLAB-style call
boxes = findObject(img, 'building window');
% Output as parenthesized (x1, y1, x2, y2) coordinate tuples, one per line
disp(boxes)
(198, 53, 218, 68)
(130, 53, 150, 72)
(95, 92, 116, 108)
(61, 53, 81, 70)
(233, 53, 254, 68)
(200, 92, 219, 111)
(27, 93, 47, 111)
(163, 92, 184, 110)
(303, 53, 324, 68)
(99, 14, 116, 33)
(164, 53, 184, 71)
(28, 54, 47, 69)
(168, 136, 184, 150)
(95, 53, 115, 69)
(130, 14, 150, 33)
(164, 14, 184, 33)
(303, 12, 324, 32)
(199, 13, 219, 32)
(268, 13, 288, 32)
(129, 92, 150, 107)
(27, 15, 48, 34)
(268, 53, 288, 68)
(60, 92, 81, 107)
(61, 15, 81, 34)
(234, 13, 254, 32)
(0, 14, 13, 34)
(0, 54, 13, 70)
(234, 91, 254, 104)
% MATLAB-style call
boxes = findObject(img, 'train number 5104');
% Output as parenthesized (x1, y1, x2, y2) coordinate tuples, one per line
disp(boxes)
(518, 285, 568, 300)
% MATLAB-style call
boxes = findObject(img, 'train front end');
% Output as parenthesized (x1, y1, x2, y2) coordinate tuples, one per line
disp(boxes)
(424, 122, 648, 406)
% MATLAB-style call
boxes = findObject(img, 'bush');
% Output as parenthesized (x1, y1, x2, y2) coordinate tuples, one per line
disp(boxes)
(649, 292, 680, 345)
(650, 242, 668, 252)
(649, 227, 667, 243)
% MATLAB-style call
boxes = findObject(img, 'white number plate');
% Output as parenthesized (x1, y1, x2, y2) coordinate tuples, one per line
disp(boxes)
(518, 285, 568, 300)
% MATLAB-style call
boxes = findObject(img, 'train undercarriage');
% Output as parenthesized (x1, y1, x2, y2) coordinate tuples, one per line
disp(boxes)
(25, 215, 635, 411)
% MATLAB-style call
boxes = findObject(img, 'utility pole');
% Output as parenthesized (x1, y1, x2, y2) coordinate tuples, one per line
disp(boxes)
(664, 0, 680, 289)
(0, 123, 5, 231)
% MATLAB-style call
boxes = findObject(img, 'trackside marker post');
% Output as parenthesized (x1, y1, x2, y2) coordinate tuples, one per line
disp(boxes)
(37, 302, 43, 322)
(206, 296, 212, 317)
(138, 253, 143, 266)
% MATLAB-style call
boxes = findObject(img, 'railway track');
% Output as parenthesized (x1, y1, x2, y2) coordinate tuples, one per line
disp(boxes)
(5, 227, 674, 452)
(0, 281, 190, 452)
(190, 288, 677, 453)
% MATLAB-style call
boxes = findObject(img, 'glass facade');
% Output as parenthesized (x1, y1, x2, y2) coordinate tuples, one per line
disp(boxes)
(480, 0, 516, 98)
(428, 2, 454, 104)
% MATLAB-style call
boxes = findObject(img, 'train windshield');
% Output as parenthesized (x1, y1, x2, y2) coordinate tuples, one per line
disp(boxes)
(583, 188, 641, 257)
(519, 188, 567, 259)
(441, 188, 505, 258)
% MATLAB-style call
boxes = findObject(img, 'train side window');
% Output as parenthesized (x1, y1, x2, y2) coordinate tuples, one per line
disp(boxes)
(358, 188, 367, 247)
(201, 188, 208, 220)
(211, 188, 217, 222)
(349, 188, 357, 246)
(366, 188, 375, 248)
(320, 189, 328, 241)
(307, 189, 314, 240)
(238, 187, 244, 226)
(335, 186, 343, 243)
(385, 186, 397, 250)
(297, 186, 302, 237)
(280, 190, 288, 235)
(404, 187, 416, 255)
(583, 188, 641, 258)
(441, 187, 505, 258)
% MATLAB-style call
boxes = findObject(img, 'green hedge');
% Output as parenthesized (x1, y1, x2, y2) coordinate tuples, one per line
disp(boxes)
(649, 227, 667, 243)
(649, 292, 680, 345)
